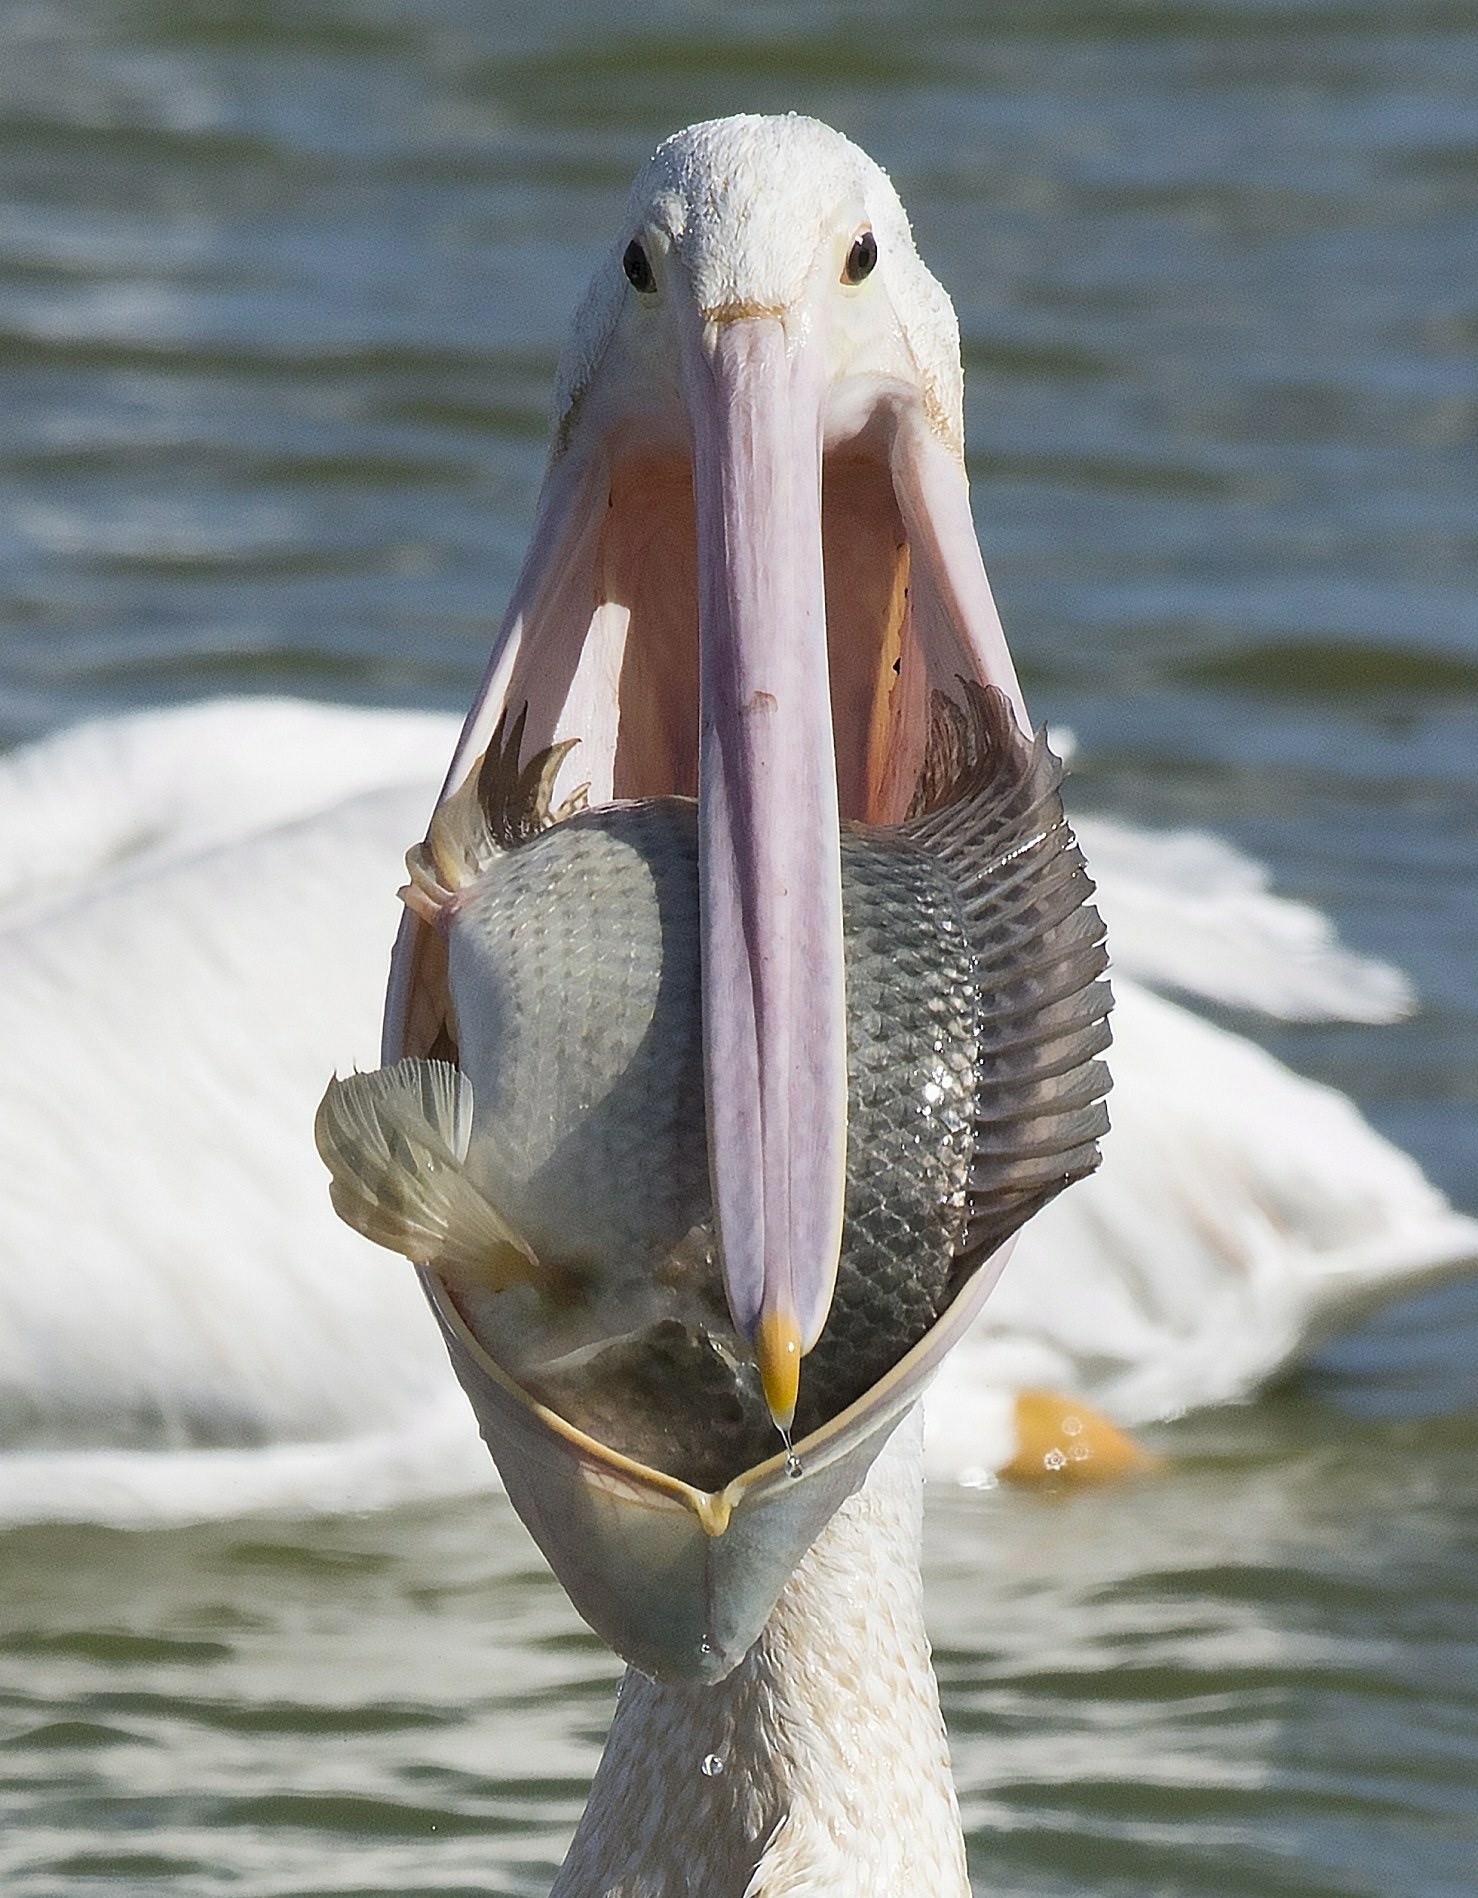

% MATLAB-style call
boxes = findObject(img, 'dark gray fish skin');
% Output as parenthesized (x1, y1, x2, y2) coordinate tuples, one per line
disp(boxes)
(442, 685, 1111, 1488)
(498, 813, 984, 1490)
(527, 1321, 765, 1492)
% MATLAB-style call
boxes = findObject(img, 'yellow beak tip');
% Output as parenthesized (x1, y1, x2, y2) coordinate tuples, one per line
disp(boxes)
(756, 1309, 804, 1434)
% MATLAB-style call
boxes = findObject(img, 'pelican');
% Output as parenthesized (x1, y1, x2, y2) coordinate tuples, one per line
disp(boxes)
(2, 101, 1476, 1542)
(335, 114, 1475, 1891)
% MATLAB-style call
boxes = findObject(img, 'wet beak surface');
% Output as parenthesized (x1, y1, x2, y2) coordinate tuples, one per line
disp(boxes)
(685, 314, 849, 1428)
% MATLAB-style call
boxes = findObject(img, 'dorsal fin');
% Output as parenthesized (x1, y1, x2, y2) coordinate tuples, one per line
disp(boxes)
(412, 709, 592, 902)
(897, 682, 1113, 1278)
(476, 707, 589, 846)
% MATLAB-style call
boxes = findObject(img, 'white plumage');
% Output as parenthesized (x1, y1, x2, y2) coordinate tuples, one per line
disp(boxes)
(0, 693, 1470, 1526)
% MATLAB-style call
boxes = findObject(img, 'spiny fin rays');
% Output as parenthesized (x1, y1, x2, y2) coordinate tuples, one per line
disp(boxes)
(400, 708, 590, 918)
(897, 682, 1114, 1280)
(476, 706, 590, 847)
(314, 1060, 544, 1293)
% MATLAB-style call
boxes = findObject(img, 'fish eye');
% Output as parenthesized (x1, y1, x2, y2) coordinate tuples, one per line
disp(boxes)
(622, 239, 656, 293)
(842, 230, 877, 285)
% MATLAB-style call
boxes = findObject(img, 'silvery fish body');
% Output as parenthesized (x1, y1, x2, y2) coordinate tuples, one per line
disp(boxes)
(317, 687, 1112, 1490)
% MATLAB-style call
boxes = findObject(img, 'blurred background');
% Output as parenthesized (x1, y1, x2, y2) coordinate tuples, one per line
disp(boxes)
(1, 1, 1475, 1893)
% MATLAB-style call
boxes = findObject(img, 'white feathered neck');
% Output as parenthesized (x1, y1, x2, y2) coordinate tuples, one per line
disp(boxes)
(551, 1413, 968, 1897)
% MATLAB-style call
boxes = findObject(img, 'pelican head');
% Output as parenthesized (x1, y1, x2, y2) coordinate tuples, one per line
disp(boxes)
(385, 116, 1054, 1682)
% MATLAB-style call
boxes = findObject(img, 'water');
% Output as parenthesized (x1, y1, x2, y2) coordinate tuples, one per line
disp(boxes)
(1, 1, 1476, 1891)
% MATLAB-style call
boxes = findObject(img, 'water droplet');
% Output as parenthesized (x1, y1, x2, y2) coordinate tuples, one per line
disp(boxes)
(1061, 1413, 1084, 1438)
(701, 1753, 725, 1777)
(785, 1452, 803, 1480)
(699, 1638, 712, 1656)
(1069, 1440, 1090, 1463)
(922, 1081, 944, 1106)
(959, 1465, 998, 1492)
(1043, 1446, 1067, 1472)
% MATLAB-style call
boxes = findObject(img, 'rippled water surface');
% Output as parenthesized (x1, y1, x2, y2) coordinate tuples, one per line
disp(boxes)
(1, 2, 1476, 1892)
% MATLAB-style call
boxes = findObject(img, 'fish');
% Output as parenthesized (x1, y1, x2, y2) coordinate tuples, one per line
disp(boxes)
(316, 684, 1111, 1490)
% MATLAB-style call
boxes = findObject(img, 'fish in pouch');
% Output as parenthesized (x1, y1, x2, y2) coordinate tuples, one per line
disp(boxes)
(317, 684, 1112, 1490)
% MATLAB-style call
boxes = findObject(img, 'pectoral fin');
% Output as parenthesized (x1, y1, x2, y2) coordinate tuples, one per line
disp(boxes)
(315, 1060, 540, 1292)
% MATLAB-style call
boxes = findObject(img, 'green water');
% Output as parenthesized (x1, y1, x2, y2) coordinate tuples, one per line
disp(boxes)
(4, 1401, 1477, 1895)
(1, 1, 1476, 1891)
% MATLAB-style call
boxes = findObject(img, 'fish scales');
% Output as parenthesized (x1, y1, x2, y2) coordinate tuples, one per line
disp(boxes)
(449, 803, 713, 1303)
(444, 803, 979, 1476)
(316, 685, 1113, 1490)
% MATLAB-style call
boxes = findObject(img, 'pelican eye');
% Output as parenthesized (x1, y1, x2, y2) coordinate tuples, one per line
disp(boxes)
(843, 230, 878, 284)
(622, 239, 656, 293)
